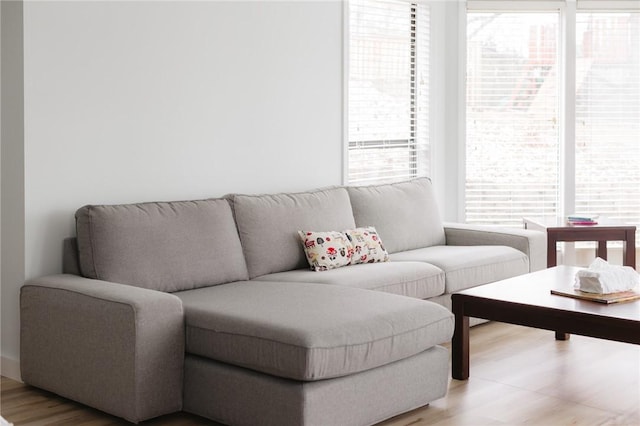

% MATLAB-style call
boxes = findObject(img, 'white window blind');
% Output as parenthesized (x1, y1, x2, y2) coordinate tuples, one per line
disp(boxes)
(348, 0, 429, 185)
(575, 10, 640, 230)
(466, 11, 560, 226)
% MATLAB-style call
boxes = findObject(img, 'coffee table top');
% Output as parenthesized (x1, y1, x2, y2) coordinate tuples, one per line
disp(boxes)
(455, 266, 640, 322)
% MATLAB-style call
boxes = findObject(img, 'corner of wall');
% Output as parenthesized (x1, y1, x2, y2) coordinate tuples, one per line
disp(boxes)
(431, 0, 465, 222)
(1, 0, 25, 376)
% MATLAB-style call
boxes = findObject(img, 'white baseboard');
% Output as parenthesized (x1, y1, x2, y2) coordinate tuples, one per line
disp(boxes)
(1, 356, 21, 382)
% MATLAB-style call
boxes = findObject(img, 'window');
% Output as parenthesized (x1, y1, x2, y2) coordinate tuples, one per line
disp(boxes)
(347, 0, 429, 185)
(575, 10, 640, 228)
(466, 10, 560, 226)
(465, 2, 640, 235)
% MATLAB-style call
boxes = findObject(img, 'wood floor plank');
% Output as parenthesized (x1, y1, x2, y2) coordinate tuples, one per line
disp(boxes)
(2, 322, 639, 425)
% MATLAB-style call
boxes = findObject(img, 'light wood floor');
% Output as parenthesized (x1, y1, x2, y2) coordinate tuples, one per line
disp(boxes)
(2, 322, 639, 426)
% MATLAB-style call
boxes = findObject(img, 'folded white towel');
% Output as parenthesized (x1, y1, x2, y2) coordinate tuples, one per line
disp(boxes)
(575, 257, 640, 294)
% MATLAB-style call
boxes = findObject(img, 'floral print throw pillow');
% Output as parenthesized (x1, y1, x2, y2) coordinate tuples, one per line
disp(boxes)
(298, 230, 354, 271)
(344, 226, 389, 265)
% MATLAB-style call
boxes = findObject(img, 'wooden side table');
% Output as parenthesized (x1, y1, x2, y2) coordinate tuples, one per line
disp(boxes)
(523, 217, 636, 269)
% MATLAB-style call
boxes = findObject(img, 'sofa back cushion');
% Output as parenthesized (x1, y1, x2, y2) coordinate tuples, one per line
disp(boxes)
(347, 178, 446, 253)
(75, 199, 249, 292)
(232, 187, 356, 278)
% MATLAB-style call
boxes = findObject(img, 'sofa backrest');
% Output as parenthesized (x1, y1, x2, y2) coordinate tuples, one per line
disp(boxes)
(231, 187, 356, 278)
(347, 177, 446, 253)
(63, 237, 81, 275)
(75, 198, 249, 292)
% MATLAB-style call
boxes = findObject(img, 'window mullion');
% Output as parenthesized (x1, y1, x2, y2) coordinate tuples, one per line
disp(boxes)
(562, 0, 577, 218)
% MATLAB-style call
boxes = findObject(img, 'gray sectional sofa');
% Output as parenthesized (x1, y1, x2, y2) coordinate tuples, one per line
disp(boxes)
(20, 178, 545, 426)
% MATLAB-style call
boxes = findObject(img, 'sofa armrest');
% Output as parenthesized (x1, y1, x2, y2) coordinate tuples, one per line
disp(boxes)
(443, 222, 547, 272)
(20, 274, 184, 423)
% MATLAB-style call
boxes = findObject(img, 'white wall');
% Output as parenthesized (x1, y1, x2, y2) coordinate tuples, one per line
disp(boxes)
(2, 0, 344, 379)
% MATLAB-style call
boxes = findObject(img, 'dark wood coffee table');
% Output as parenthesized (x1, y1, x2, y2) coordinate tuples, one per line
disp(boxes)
(452, 266, 640, 380)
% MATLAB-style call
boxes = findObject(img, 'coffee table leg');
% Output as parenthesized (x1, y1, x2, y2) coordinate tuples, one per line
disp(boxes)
(555, 331, 570, 340)
(623, 231, 636, 269)
(547, 233, 558, 267)
(452, 296, 470, 380)
(596, 240, 607, 261)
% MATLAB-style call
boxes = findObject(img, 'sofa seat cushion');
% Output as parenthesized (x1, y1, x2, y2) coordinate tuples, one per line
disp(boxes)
(175, 281, 453, 381)
(390, 245, 529, 293)
(252, 262, 445, 300)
